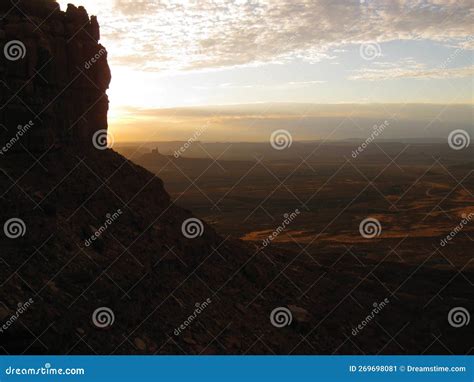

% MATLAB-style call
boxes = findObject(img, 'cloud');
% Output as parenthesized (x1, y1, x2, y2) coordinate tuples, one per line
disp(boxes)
(83, 0, 474, 72)
(115, 102, 474, 122)
(193, 80, 326, 90)
(113, 0, 158, 15)
(110, 103, 474, 142)
(350, 58, 474, 80)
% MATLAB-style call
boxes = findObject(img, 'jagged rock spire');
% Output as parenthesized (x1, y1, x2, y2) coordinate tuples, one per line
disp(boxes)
(0, 0, 111, 152)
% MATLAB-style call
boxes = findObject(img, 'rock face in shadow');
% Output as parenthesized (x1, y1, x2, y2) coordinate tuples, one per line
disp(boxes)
(0, 0, 111, 151)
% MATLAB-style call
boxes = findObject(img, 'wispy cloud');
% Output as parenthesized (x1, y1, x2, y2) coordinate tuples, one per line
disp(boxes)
(193, 80, 326, 90)
(110, 103, 474, 142)
(350, 59, 474, 80)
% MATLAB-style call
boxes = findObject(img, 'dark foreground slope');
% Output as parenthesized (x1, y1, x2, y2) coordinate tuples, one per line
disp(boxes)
(0, 0, 472, 355)
(0, 147, 267, 354)
(1, 148, 472, 355)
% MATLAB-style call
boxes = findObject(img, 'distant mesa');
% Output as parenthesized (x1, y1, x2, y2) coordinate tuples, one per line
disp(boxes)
(0, 0, 111, 152)
(151, 147, 164, 156)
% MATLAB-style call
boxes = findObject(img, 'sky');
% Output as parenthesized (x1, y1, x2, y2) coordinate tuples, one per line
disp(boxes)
(57, 0, 473, 142)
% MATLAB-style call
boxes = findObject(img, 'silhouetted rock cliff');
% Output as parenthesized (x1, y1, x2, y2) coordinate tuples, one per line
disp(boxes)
(0, 0, 110, 151)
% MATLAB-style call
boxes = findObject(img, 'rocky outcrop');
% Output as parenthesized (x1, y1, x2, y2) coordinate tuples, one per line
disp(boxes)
(0, 0, 111, 152)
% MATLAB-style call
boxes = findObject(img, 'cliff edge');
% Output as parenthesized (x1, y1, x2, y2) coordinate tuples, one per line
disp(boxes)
(0, 0, 110, 151)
